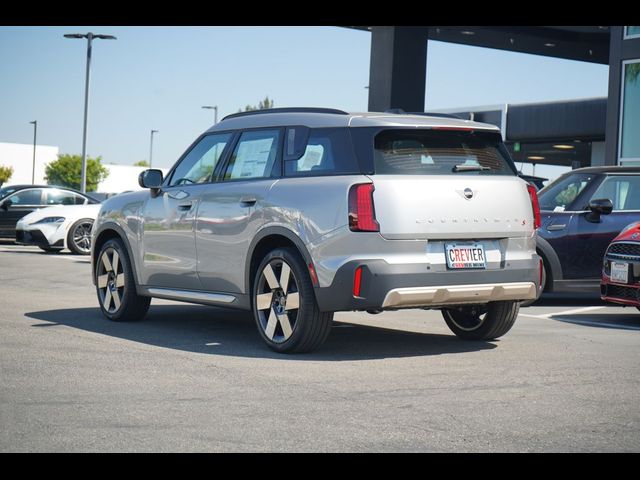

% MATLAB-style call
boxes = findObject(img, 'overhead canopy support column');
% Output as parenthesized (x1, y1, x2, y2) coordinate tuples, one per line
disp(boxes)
(367, 26, 429, 112)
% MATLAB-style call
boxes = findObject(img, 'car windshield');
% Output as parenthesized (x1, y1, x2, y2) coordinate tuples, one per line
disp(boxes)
(538, 173, 596, 211)
(0, 186, 19, 200)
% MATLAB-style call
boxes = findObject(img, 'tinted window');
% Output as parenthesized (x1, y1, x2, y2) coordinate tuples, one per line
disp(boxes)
(45, 189, 84, 205)
(591, 175, 640, 211)
(169, 133, 231, 187)
(7, 189, 43, 205)
(0, 187, 19, 200)
(538, 173, 595, 211)
(284, 128, 359, 177)
(373, 129, 514, 176)
(224, 129, 280, 181)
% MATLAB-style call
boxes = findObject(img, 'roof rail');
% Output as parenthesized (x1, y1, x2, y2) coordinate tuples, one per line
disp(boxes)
(221, 107, 349, 122)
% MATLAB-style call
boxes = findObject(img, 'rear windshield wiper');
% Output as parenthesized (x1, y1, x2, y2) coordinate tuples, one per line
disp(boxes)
(452, 164, 491, 172)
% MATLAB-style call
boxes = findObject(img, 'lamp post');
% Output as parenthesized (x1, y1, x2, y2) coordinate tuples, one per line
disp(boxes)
(29, 121, 37, 184)
(64, 32, 117, 193)
(201, 105, 218, 124)
(149, 129, 158, 168)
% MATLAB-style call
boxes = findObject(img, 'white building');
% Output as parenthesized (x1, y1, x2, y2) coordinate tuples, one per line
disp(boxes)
(0, 142, 59, 185)
(0, 142, 167, 193)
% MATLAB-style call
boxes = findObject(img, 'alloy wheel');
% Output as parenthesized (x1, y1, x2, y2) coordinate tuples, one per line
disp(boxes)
(71, 221, 93, 254)
(255, 259, 300, 343)
(443, 304, 489, 331)
(97, 248, 125, 314)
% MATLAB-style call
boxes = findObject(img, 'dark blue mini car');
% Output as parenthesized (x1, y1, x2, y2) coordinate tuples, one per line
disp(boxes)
(536, 166, 640, 294)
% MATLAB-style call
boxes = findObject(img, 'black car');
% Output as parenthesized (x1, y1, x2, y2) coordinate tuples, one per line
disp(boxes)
(0, 185, 99, 238)
(536, 166, 640, 294)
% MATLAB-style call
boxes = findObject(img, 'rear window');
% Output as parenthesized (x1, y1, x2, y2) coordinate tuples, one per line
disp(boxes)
(284, 128, 359, 177)
(373, 129, 515, 176)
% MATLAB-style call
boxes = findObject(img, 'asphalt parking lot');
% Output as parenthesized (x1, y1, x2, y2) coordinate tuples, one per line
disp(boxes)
(1, 242, 639, 452)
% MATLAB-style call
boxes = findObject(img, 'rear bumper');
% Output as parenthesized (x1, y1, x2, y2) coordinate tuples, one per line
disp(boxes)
(314, 258, 539, 312)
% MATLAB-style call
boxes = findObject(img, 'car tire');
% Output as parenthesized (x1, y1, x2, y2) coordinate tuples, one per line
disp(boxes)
(39, 246, 63, 253)
(95, 238, 150, 322)
(67, 218, 94, 255)
(252, 247, 333, 353)
(441, 300, 519, 340)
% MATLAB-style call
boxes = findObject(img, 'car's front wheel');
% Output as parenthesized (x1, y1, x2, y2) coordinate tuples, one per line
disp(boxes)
(252, 248, 333, 353)
(441, 301, 519, 340)
(95, 238, 150, 322)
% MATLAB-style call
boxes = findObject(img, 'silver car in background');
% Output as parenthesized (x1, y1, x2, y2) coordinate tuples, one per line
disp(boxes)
(91, 108, 541, 353)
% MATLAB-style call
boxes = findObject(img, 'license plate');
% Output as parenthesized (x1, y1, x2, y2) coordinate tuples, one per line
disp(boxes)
(611, 261, 629, 284)
(445, 243, 486, 269)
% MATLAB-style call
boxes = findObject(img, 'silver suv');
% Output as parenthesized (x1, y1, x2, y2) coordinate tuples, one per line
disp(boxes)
(92, 108, 541, 352)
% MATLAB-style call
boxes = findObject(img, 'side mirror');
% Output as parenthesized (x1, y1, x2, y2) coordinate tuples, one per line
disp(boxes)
(138, 169, 163, 196)
(0, 198, 12, 210)
(586, 198, 613, 223)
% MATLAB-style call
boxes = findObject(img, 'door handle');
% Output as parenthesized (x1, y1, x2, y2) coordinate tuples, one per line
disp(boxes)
(546, 223, 566, 231)
(239, 196, 257, 206)
(177, 201, 193, 210)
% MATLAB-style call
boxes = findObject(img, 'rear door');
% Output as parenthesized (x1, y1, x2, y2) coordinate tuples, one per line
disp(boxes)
(195, 128, 282, 294)
(0, 188, 45, 237)
(368, 129, 533, 240)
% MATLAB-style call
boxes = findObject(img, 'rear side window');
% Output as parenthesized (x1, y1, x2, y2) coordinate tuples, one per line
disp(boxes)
(373, 129, 515, 176)
(284, 128, 359, 177)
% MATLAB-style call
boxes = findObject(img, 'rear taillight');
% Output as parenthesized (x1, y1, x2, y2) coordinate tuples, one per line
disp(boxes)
(527, 184, 541, 229)
(348, 183, 379, 232)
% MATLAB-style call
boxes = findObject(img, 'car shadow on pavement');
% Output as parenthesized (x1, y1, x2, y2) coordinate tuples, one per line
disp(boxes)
(25, 304, 497, 361)
(532, 293, 608, 307)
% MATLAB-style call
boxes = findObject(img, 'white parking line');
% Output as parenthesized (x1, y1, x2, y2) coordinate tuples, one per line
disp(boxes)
(519, 306, 606, 319)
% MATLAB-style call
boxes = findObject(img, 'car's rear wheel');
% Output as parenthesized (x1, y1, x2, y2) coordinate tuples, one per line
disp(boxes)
(67, 218, 94, 255)
(95, 238, 150, 322)
(441, 300, 519, 340)
(252, 247, 332, 353)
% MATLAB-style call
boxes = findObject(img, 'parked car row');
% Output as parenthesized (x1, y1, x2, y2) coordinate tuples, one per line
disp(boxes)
(0, 184, 111, 254)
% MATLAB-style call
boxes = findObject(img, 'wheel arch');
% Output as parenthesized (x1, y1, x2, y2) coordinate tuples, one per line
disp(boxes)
(92, 222, 139, 287)
(245, 227, 314, 295)
(536, 235, 563, 292)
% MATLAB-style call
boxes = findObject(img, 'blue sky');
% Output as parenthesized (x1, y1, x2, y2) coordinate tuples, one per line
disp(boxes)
(0, 26, 609, 171)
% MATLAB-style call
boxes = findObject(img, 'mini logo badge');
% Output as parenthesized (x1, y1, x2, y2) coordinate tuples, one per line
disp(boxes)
(463, 188, 474, 200)
(632, 232, 639, 239)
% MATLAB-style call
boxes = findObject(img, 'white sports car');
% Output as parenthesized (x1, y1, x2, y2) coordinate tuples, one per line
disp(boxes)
(15, 203, 102, 255)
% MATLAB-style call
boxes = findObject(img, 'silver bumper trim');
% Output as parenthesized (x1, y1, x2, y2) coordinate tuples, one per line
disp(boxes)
(382, 282, 537, 308)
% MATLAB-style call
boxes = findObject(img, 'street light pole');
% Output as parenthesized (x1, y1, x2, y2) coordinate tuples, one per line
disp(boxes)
(201, 105, 218, 124)
(29, 121, 37, 184)
(64, 32, 116, 193)
(149, 129, 158, 168)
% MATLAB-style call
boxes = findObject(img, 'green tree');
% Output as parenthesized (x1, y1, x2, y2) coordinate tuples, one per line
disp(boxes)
(134, 160, 150, 167)
(44, 154, 109, 192)
(239, 95, 275, 112)
(0, 165, 13, 186)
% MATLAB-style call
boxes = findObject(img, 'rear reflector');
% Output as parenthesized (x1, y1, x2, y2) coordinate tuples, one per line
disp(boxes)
(308, 262, 319, 287)
(353, 266, 363, 297)
(527, 184, 542, 229)
(348, 183, 379, 232)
